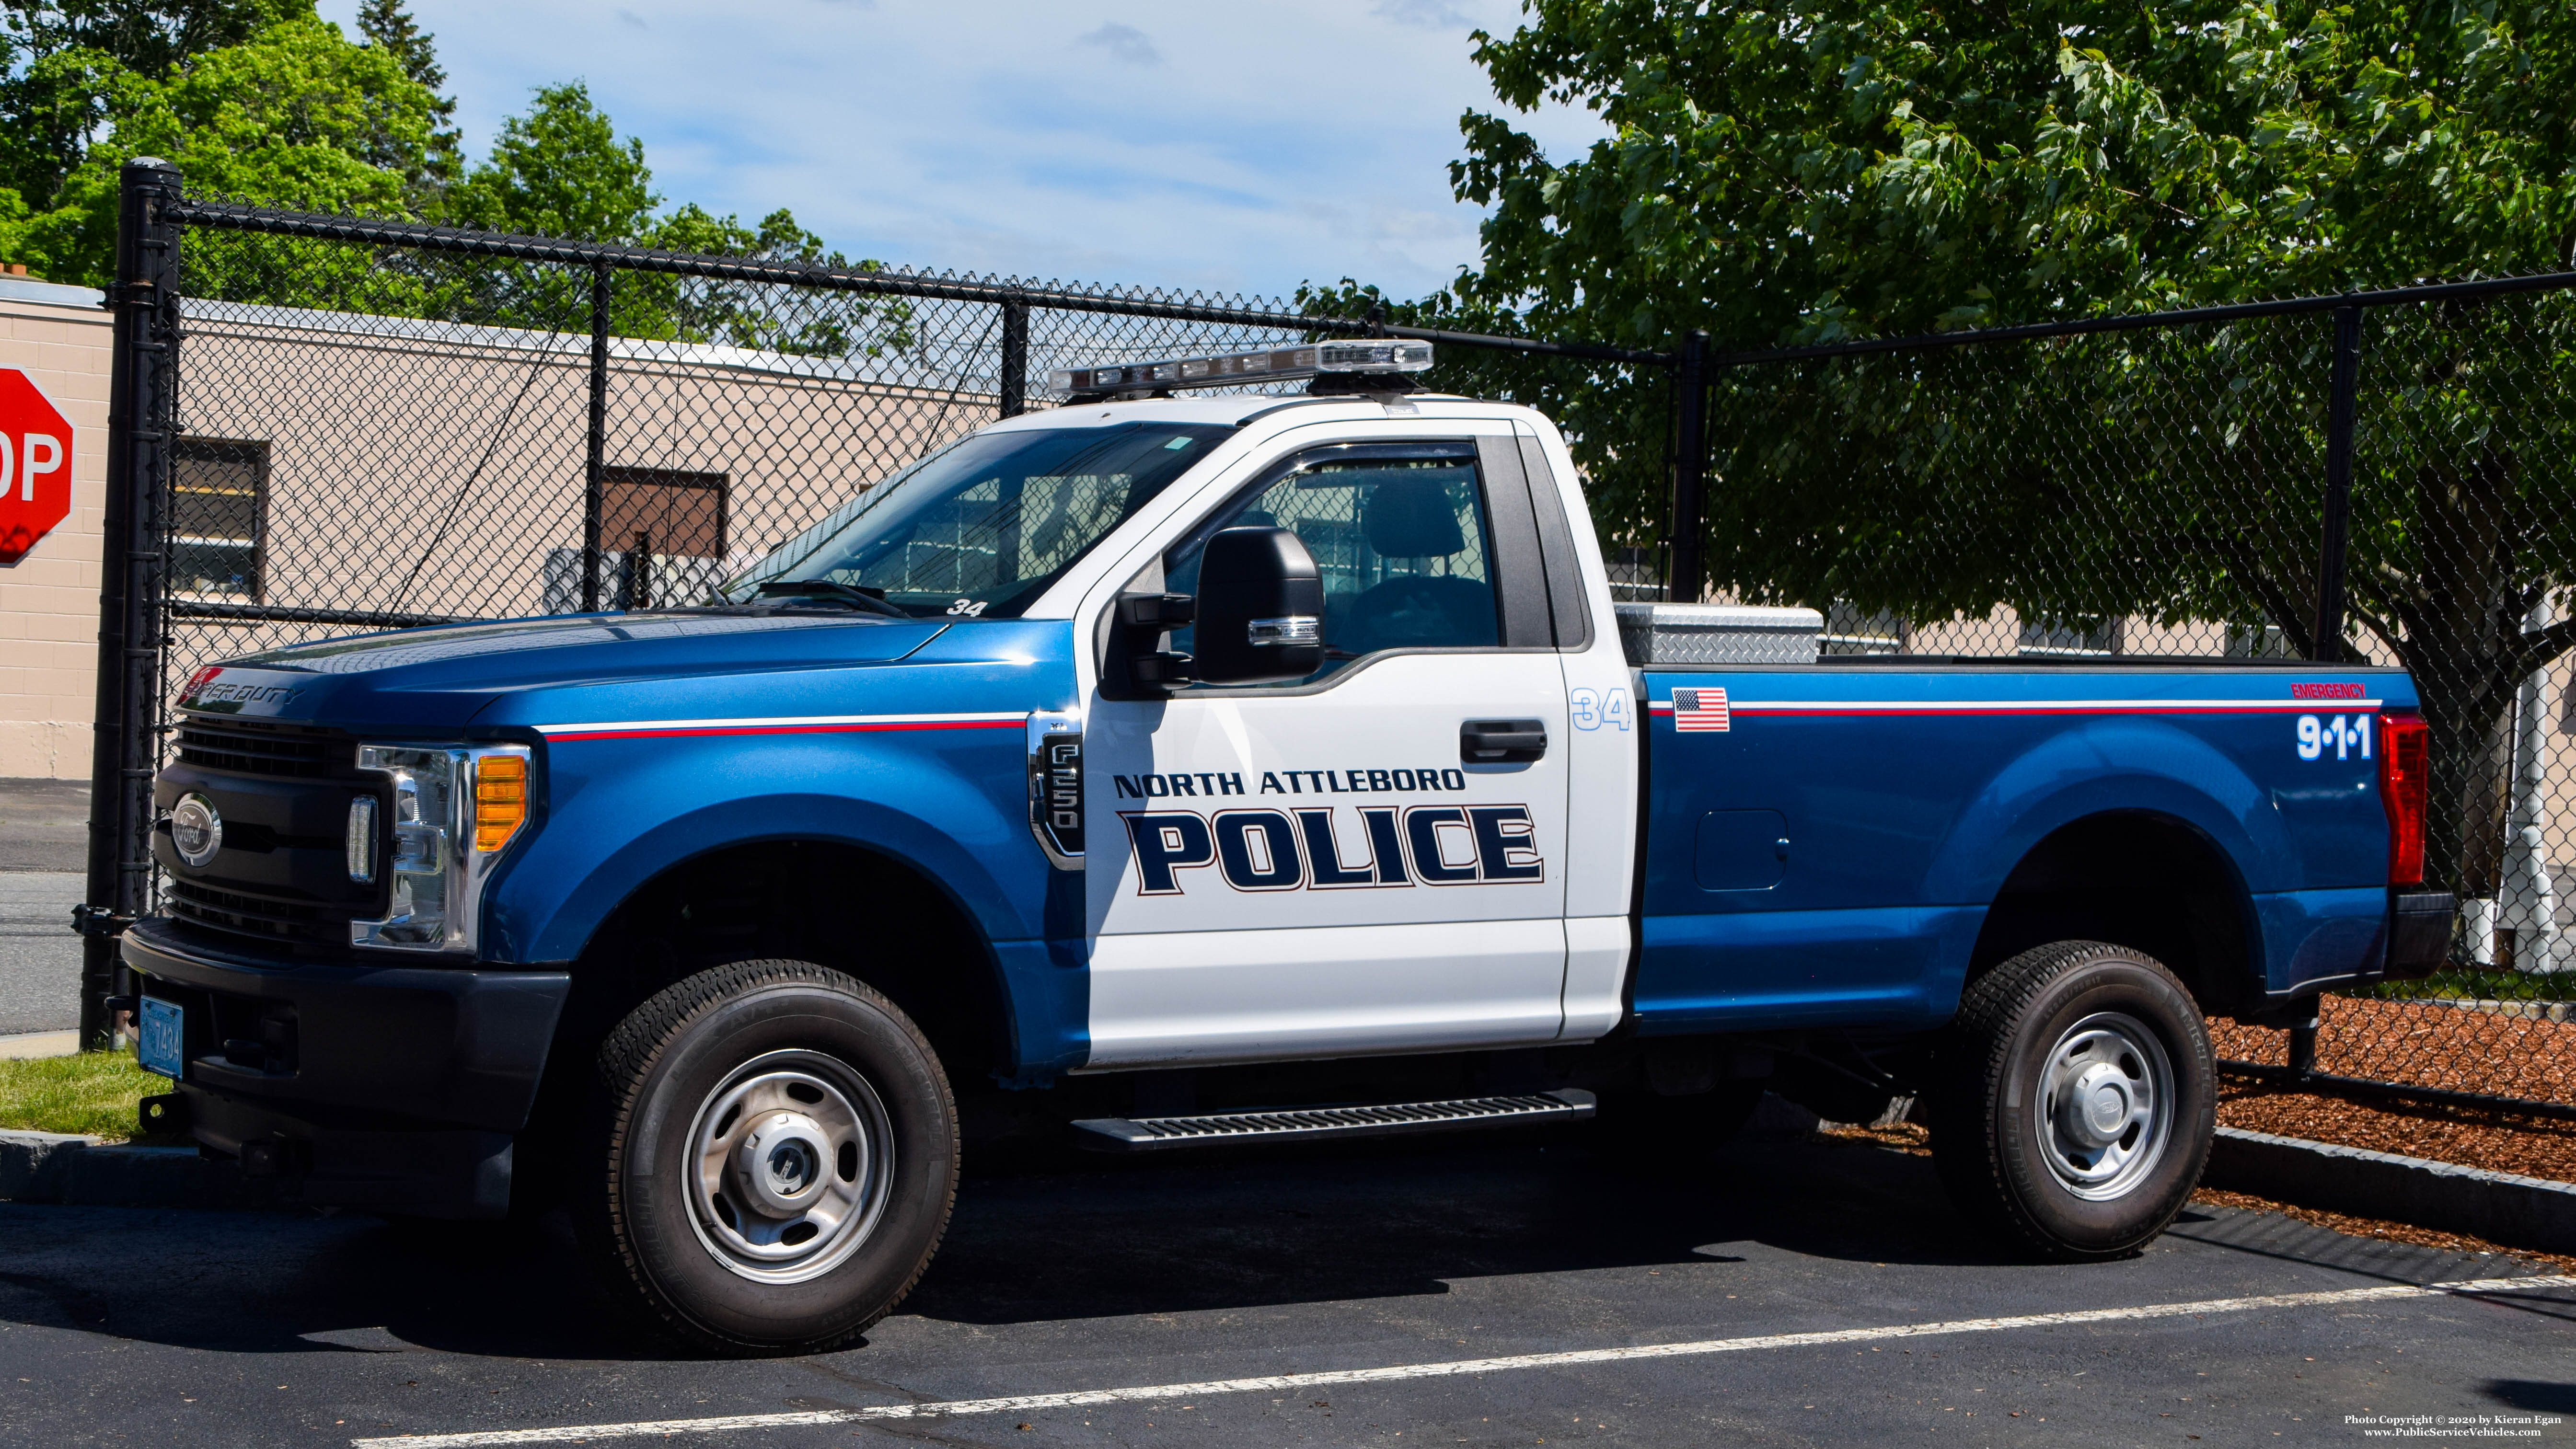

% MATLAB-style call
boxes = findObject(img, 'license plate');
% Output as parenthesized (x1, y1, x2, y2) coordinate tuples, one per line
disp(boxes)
(138, 997, 184, 1080)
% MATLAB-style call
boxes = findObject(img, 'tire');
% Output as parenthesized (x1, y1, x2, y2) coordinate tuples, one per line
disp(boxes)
(1929, 940, 2214, 1261)
(575, 959, 958, 1355)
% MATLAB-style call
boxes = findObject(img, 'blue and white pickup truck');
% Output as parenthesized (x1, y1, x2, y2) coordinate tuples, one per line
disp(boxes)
(123, 344, 2453, 1354)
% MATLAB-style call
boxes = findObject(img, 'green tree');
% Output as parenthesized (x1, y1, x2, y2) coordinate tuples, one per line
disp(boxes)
(0, 14, 442, 286)
(436, 84, 906, 352)
(1443, 0, 2576, 904)
(650, 203, 913, 356)
(448, 80, 656, 242)
(4, 0, 307, 73)
(354, 0, 460, 193)
(0, 0, 314, 239)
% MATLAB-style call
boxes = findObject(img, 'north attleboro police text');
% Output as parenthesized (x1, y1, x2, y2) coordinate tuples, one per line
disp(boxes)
(1112, 768, 1475, 799)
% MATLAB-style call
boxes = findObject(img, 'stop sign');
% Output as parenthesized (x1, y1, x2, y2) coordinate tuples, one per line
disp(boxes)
(0, 368, 73, 563)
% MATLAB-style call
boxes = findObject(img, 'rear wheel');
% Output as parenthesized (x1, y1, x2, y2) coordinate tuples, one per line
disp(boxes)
(576, 959, 958, 1355)
(1929, 940, 2213, 1261)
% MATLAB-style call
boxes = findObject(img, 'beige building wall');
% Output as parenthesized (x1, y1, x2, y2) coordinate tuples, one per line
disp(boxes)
(167, 303, 995, 681)
(0, 281, 116, 780)
(1, 287, 996, 780)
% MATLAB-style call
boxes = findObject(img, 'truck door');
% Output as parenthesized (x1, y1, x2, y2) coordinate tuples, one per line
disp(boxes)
(1082, 437, 1572, 1068)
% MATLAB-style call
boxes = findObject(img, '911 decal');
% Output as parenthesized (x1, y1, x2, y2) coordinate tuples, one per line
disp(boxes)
(1122, 804, 1544, 895)
(2297, 713, 2373, 761)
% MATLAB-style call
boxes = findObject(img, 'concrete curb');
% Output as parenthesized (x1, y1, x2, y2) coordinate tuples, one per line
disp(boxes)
(0, 1031, 80, 1060)
(0, 1129, 281, 1210)
(2204, 1125, 2576, 1256)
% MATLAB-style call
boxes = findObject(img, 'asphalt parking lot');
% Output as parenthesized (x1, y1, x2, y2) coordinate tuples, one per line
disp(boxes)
(0, 777, 86, 1038)
(3, 1126, 2572, 1449)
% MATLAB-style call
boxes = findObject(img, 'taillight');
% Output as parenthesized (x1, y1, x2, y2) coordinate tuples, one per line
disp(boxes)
(2380, 714, 2429, 886)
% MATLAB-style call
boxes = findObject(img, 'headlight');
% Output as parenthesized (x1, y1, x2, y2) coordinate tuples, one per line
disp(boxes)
(350, 743, 533, 953)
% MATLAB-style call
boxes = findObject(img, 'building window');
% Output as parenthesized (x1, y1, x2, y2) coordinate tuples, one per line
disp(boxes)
(602, 466, 728, 559)
(1825, 601, 1909, 655)
(2227, 623, 2296, 659)
(170, 438, 267, 599)
(2019, 616, 2120, 657)
(601, 466, 728, 609)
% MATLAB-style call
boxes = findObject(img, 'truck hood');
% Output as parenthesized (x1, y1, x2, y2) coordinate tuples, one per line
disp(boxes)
(179, 610, 954, 730)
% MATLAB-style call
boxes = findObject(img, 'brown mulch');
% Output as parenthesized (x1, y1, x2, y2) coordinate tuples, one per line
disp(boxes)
(2215, 1079, 2576, 1184)
(2207, 993, 2576, 1184)
(2208, 994, 2576, 1108)
(1822, 1082, 2576, 1186)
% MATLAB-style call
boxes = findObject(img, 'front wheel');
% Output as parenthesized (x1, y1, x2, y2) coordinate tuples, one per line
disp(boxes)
(1929, 941, 2214, 1261)
(576, 960, 959, 1355)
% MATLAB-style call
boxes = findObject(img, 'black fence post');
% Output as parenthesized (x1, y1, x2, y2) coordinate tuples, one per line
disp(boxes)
(581, 262, 610, 612)
(80, 157, 183, 1050)
(1668, 330, 1711, 603)
(998, 297, 1030, 417)
(2311, 303, 2362, 661)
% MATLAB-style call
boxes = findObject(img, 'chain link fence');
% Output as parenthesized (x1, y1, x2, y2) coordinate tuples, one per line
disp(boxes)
(80, 161, 2576, 1171)
(72, 160, 1661, 1043)
(1685, 280, 2576, 1159)
(155, 208, 1653, 674)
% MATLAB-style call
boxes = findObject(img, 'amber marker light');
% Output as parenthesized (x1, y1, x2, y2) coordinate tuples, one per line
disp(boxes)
(473, 753, 529, 852)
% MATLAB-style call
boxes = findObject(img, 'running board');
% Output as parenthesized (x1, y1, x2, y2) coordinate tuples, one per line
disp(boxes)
(1071, 1089, 1595, 1152)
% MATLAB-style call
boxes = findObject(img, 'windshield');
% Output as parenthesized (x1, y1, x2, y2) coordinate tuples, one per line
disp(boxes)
(724, 421, 1233, 618)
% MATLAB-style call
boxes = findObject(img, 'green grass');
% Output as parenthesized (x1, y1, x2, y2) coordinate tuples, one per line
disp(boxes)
(0, 1048, 170, 1140)
(2359, 966, 2576, 1004)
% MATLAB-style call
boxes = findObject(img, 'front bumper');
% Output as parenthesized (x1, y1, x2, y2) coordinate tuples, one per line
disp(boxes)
(120, 918, 571, 1218)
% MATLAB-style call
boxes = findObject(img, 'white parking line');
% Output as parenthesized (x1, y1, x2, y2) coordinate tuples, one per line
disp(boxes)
(353, 1274, 2576, 1448)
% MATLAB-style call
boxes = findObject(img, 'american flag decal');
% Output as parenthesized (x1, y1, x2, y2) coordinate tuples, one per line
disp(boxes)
(1672, 687, 1732, 732)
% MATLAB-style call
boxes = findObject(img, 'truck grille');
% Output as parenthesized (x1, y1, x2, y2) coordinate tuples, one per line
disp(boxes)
(160, 717, 374, 949)
(165, 878, 342, 946)
(175, 721, 343, 777)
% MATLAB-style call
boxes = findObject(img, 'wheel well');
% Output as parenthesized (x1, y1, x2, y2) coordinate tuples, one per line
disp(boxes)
(552, 840, 1011, 1090)
(1968, 812, 2259, 1015)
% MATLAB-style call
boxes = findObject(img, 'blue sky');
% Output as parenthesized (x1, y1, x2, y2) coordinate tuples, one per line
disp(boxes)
(321, 1, 1608, 303)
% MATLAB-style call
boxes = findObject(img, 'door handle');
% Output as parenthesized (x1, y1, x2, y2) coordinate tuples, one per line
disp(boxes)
(1461, 718, 1548, 763)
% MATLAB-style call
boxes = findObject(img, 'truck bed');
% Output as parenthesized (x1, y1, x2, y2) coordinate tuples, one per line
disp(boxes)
(1632, 663, 2412, 1033)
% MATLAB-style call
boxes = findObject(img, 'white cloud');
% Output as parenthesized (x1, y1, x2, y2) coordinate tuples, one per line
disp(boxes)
(1371, 0, 1477, 29)
(1075, 22, 1162, 65)
(315, 0, 1608, 300)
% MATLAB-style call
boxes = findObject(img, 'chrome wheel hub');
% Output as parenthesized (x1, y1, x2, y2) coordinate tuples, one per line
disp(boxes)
(684, 1050, 893, 1284)
(2036, 1012, 2173, 1201)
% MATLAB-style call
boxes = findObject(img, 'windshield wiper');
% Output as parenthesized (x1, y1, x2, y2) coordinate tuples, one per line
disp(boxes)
(751, 579, 908, 618)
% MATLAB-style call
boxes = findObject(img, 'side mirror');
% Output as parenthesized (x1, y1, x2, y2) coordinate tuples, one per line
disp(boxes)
(1192, 526, 1324, 686)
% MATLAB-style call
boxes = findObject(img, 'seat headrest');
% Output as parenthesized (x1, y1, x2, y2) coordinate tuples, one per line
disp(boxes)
(1363, 477, 1466, 558)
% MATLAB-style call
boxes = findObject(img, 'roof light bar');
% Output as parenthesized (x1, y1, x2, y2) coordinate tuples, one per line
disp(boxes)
(1050, 340, 1434, 396)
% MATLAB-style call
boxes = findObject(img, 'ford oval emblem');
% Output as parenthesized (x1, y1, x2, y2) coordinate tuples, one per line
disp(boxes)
(170, 793, 223, 868)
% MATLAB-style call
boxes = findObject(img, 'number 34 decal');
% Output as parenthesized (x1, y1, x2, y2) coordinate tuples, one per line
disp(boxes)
(2297, 713, 2372, 761)
(1570, 687, 1632, 731)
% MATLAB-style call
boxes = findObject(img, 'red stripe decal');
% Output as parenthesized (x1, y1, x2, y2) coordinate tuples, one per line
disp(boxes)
(1738, 704, 2338, 718)
(1649, 702, 2366, 720)
(546, 720, 1025, 741)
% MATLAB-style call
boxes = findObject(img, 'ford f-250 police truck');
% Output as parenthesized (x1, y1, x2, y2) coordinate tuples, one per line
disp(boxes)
(122, 340, 2453, 1354)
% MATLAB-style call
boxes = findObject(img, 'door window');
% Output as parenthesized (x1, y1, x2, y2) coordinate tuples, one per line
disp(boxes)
(1167, 443, 1498, 682)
